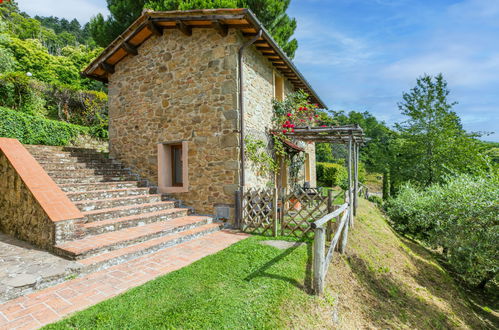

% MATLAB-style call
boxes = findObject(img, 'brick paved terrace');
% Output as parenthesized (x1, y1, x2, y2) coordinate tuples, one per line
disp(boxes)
(0, 230, 248, 329)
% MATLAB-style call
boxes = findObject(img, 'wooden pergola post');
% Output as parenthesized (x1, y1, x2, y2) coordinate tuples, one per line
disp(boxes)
(347, 137, 353, 227)
(353, 142, 359, 215)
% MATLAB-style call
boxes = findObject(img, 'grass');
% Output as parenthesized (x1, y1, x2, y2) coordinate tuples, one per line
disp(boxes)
(46, 199, 496, 329)
(45, 236, 315, 329)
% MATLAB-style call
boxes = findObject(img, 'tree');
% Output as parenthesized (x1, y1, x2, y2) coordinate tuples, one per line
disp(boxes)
(89, 0, 298, 58)
(394, 74, 486, 187)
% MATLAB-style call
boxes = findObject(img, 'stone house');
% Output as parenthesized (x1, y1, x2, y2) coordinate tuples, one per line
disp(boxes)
(83, 8, 327, 221)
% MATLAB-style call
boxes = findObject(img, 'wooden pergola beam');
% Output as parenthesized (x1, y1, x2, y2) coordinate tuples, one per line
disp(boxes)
(177, 20, 192, 36)
(122, 42, 138, 56)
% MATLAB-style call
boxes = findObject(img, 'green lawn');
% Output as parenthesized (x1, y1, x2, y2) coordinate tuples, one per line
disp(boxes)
(45, 236, 313, 329)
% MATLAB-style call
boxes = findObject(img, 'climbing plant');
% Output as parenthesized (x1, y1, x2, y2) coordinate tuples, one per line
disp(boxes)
(245, 90, 321, 183)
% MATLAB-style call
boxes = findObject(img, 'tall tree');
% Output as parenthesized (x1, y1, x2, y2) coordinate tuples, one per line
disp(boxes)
(89, 0, 298, 58)
(89, 0, 148, 47)
(393, 74, 485, 187)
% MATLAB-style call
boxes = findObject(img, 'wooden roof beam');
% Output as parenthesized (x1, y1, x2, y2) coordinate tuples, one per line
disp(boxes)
(148, 21, 163, 37)
(177, 20, 192, 36)
(99, 62, 115, 74)
(212, 20, 228, 37)
(122, 42, 138, 56)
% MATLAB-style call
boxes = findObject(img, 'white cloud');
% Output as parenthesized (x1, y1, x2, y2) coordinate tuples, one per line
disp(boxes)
(292, 18, 373, 67)
(17, 0, 109, 23)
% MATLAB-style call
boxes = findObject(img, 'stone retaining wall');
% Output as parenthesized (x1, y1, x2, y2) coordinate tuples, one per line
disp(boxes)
(0, 138, 84, 249)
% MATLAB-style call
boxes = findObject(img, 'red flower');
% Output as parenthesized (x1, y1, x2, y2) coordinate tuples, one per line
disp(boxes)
(286, 113, 292, 117)
(282, 124, 287, 128)
(298, 107, 303, 111)
(290, 124, 295, 128)
(291, 128, 295, 133)
(304, 107, 308, 111)
(321, 125, 327, 127)
(285, 120, 290, 125)
(315, 114, 319, 118)
(282, 129, 288, 133)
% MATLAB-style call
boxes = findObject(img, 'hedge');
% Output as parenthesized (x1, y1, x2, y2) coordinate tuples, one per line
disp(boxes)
(0, 107, 90, 146)
(316, 162, 348, 187)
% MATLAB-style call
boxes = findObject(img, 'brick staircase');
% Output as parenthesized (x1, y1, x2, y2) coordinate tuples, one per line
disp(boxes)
(23, 145, 222, 272)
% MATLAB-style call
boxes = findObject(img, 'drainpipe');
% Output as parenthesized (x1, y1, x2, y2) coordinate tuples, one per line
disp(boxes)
(238, 29, 262, 190)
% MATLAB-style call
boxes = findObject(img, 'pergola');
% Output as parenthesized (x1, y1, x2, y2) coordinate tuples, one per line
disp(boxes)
(278, 124, 366, 216)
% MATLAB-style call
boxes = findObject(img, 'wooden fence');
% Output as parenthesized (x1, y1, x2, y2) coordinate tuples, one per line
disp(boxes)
(238, 187, 342, 238)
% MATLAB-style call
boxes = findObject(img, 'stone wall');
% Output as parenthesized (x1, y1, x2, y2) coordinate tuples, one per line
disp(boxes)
(107, 27, 319, 218)
(241, 37, 317, 190)
(241, 36, 275, 189)
(0, 153, 55, 249)
(107, 28, 240, 215)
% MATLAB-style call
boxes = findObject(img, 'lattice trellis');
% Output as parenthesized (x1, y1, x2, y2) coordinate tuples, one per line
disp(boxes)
(281, 187, 329, 238)
(241, 188, 275, 235)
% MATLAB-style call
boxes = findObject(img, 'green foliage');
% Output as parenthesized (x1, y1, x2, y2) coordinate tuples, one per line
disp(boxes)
(0, 42, 17, 73)
(244, 136, 279, 175)
(0, 4, 104, 90)
(386, 172, 499, 288)
(34, 15, 94, 46)
(394, 74, 487, 187)
(0, 72, 45, 115)
(0, 106, 92, 145)
(44, 84, 108, 127)
(316, 162, 347, 187)
(92, 0, 298, 58)
(89, 0, 148, 47)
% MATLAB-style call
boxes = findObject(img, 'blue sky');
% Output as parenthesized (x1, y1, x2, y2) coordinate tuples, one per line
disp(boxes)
(18, 0, 499, 141)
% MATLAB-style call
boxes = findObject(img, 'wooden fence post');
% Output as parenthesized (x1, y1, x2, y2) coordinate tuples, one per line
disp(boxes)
(326, 190, 334, 240)
(272, 187, 278, 237)
(235, 189, 241, 229)
(339, 215, 349, 254)
(313, 227, 326, 295)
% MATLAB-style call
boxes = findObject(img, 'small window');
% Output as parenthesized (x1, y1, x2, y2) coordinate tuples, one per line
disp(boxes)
(171, 144, 183, 186)
(158, 141, 189, 193)
(274, 72, 284, 101)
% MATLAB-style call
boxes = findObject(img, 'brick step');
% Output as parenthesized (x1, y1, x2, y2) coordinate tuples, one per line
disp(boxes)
(59, 181, 145, 193)
(54, 216, 213, 259)
(53, 175, 138, 185)
(24, 145, 108, 155)
(83, 208, 189, 235)
(46, 168, 132, 178)
(35, 156, 117, 165)
(74, 194, 163, 211)
(39, 162, 125, 171)
(79, 223, 222, 272)
(28, 151, 110, 159)
(84, 201, 175, 222)
(66, 187, 152, 202)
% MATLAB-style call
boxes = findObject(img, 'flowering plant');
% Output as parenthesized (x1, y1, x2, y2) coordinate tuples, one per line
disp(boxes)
(272, 90, 321, 133)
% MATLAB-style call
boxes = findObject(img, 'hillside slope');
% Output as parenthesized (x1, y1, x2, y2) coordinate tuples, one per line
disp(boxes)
(283, 199, 496, 329)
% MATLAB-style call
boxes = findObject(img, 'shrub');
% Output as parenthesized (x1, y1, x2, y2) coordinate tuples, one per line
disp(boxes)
(45, 84, 108, 127)
(386, 172, 499, 288)
(0, 106, 90, 145)
(0, 72, 46, 115)
(317, 162, 347, 187)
